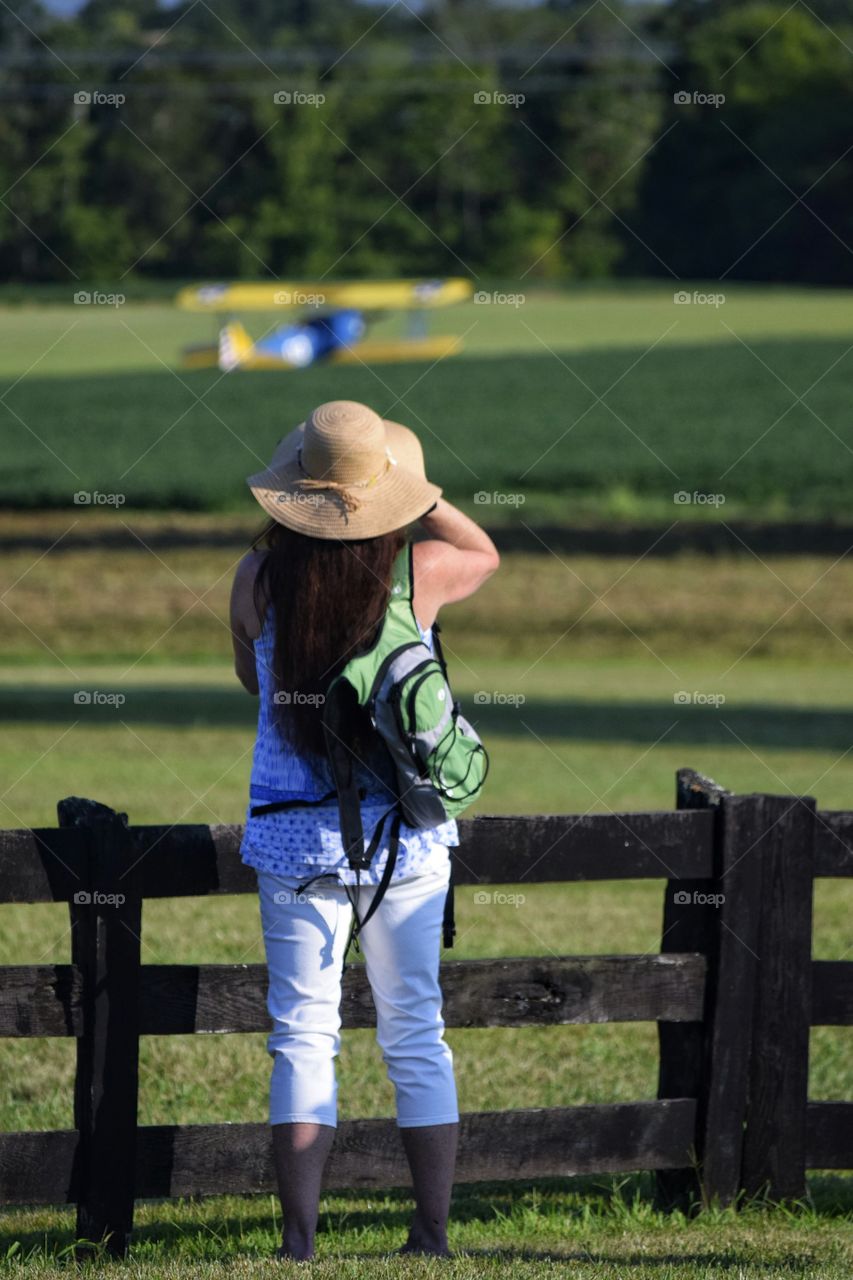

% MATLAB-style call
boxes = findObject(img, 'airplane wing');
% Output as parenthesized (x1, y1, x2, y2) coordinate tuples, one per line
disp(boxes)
(176, 279, 472, 312)
(181, 332, 465, 371)
(329, 336, 463, 365)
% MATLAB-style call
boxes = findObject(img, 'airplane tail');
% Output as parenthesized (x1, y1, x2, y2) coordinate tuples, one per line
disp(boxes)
(218, 321, 254, 372)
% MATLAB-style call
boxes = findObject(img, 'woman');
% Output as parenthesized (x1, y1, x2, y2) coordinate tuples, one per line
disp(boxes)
(230, 400, 499, 1260)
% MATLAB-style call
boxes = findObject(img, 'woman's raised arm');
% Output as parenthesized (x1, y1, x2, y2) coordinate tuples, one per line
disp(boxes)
(412, 498, 500, 628)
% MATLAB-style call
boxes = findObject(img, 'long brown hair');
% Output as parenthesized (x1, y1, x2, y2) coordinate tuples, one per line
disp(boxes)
(252, 519, 408, 758)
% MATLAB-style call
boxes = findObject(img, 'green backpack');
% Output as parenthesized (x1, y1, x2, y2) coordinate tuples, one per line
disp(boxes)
(321, 541, 489, 942)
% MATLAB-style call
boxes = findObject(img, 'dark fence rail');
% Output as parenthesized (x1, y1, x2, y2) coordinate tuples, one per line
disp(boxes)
(0, 953, 707, 1039)
(0, 769, 851, 1258)
(0, 809, 717, 902)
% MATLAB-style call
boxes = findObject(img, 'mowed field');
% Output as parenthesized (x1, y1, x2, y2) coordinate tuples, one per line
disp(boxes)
(2, 284, 853, 520)
(1, 286, 852, 1275)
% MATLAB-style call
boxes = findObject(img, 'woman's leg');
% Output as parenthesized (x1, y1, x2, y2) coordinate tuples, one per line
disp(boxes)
(398, 1123, 458, 1255)
(272, 1123, 336, 1260)
(257, 872, 351, 1260)
(358, 859, 459, 1255)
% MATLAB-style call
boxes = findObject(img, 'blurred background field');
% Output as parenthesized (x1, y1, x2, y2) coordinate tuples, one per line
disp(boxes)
(2, 0, 853, 1270)
(3, 285, 853, 521)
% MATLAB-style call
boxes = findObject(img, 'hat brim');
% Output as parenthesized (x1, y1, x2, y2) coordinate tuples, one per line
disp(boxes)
(247, 454, 441, 540)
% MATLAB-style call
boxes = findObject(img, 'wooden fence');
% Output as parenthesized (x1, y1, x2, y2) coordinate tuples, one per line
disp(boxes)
(0, 767, 851, 1257)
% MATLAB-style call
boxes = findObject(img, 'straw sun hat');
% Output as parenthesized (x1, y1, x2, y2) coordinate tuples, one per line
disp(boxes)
(247, 400, 440, 540)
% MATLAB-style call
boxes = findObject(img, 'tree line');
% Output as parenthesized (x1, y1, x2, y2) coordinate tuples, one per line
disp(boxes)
(1, 0, 851, 285)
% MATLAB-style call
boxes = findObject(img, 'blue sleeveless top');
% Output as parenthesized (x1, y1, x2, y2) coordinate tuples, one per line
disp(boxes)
(240, 602, 458, 885)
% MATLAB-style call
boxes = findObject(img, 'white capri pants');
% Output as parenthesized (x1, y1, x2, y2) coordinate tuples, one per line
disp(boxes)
(256, 858, 458, 1129)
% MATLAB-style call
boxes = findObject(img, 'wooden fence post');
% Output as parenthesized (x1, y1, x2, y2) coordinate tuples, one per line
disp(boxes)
(656, 768, 728, 1212)
(695, 791, 767, 1205)
(656, 770, 766, 1210)
(61, 798, 141, 1258)
(740, 794, 815, 1202)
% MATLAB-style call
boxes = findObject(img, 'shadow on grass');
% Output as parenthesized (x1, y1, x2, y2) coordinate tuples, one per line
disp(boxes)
(2, 1173, 851, 1262)
(2, 685, 852, 753)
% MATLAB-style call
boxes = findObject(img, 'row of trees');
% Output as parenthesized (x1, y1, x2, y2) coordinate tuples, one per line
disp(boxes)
(1, 0, 851, 284)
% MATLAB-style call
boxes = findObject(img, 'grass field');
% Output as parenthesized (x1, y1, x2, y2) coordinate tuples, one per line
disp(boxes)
(4, 1180, 852, 1277)
(4, 544, 853, 816)
(2, 284, 853, 521)
(4, 1181, 853, 1277)
(2, 286, 853, 1274)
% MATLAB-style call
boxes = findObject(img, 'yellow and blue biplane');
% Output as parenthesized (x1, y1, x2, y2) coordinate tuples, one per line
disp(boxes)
(176, 278, 472, 371)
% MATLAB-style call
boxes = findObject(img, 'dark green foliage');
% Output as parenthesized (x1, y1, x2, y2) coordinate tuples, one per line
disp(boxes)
(3, 1, 850, 284)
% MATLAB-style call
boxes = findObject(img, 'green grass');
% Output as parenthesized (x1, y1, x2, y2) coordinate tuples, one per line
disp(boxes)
(5, 658, 853, 819)
(2, 1178, 853, 1277)
(3, 284, 853, 521)
(0, 1177, 850, 1277)
(5, 538, 853, 665)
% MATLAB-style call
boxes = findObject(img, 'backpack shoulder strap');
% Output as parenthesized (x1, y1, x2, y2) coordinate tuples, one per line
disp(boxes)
(388, 540, 441, 650)
(430, 618, 448, 678)
(322, 677, 369, 868)
(387, 541, 415, 608)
